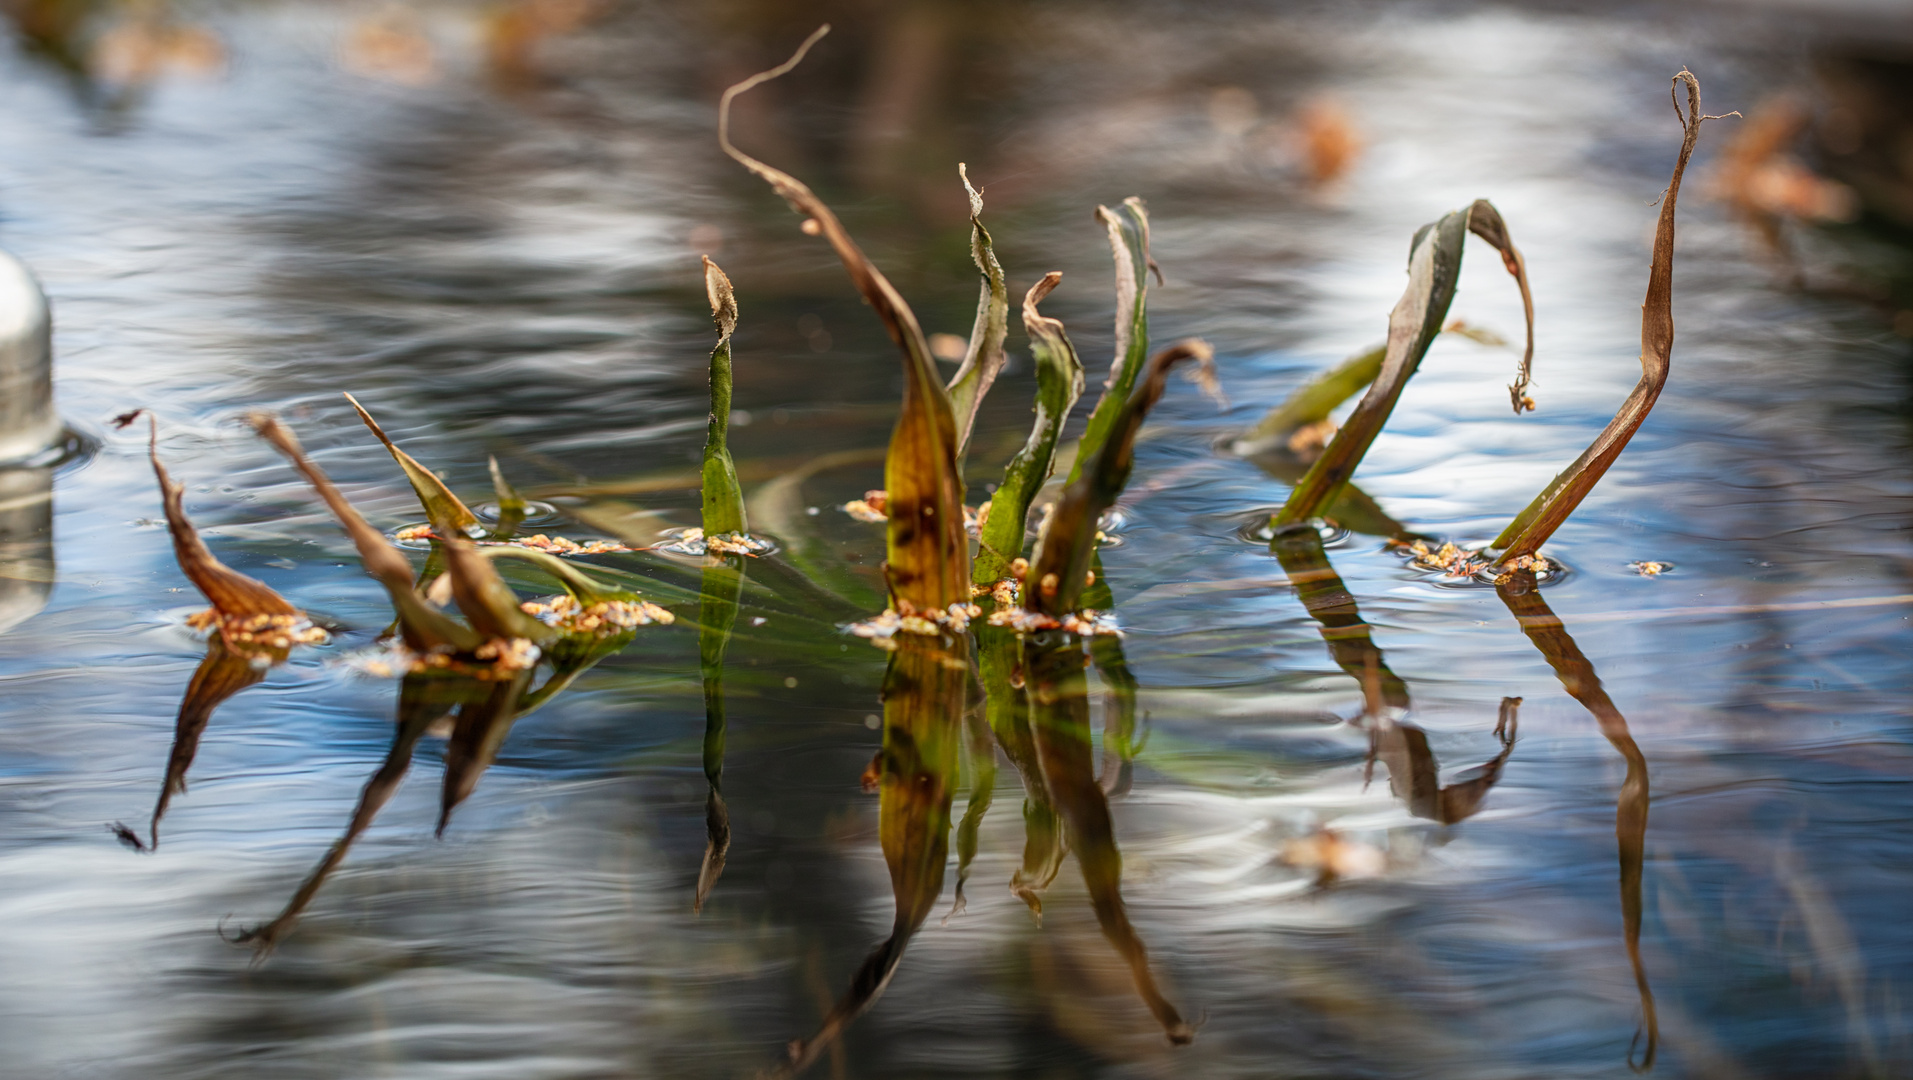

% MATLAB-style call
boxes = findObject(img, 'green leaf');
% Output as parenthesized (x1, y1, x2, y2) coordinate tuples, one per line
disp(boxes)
(1067, 197, 1158, 485)
(699, 255, 747, 537)
(1271, 198, 1534, 531)
(973, 272, 1085, 585)
(487, 455, 526, 538)
(344, 392, 482, 537)
(1028, 340, 1216, 615)
(1492, 70, 1725, 563)
(944, 163, 1009, 458)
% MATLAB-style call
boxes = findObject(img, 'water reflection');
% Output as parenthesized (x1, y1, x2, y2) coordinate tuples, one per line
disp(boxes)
(1272, 527, 1518, 825)
(0, 462, 52, 637)
(123, 638, 281, 851)
(695, 554, 746, 911)
(1496, 571, 1658, 1072)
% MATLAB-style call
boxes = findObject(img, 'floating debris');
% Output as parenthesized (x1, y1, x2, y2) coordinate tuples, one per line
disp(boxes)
(845, 600, 982, 649)
(522, 594, 674, 635)
(651, 527, 773, 557)
(985, 606, 1121, 637)
(1630, 560, 1673, 576)
(1280, 827, 1386, 885)
(1401, 539, 1490, 578)
(395, 524, 633, 556)
(841, 490, 888, 522)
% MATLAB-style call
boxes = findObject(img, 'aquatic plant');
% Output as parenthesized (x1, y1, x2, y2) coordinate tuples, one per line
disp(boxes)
(1268, 199, 1533, 533)
(1491, 71, 1732, 564)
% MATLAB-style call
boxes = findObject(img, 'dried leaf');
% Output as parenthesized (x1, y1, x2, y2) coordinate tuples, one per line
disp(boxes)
(700, 255, 747, 537)
(719, 25, 968, 613)
(973, 272, 1085, 585)
(439, 535, 556, 644)
(343, 392, 482, 537)
(944, 163, 1009, 457)
(1067, 197, 1159, 484)
(148, 419, 300, 622)
(1028, 341, 1215, 615)
(251, 412, 482, 655)
(1271, 198, 1535, 531)
(1493, 70, 1728, 563)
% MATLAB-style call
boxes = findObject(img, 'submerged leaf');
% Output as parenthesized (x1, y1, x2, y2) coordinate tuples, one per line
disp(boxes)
(1024, 630, 1191, 1043)
(944, 163, 1009, 457)
(251, 412, 481, 655)
(700, 255, 747, 537)
(1067, 197, 1159, 485)
(773, 635, 967, 1077)
(1028, 341, 1215, 616)
(974, 272, 1086, 586)
(1270, 198, 1535, 531)
(1492, 70, 1729, 564)
(719, 26, 968, 613)
(344, 392, 482, 537)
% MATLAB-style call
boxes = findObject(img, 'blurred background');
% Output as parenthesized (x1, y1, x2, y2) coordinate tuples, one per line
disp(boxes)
(3, 2, 1913, 1078)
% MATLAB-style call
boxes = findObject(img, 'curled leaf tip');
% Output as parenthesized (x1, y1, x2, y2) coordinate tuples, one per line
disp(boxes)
(343, 392, 482, 536)
(702, 255, 737, 344)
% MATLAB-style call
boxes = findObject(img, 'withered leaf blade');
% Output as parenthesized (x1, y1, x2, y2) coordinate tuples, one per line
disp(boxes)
(974, 272, 1085, 586)
(251, 412, 482, 655)
(344, 392, 482, 537)
(944, 163, 1009, 457)
(1493, 70, 1727, 564)
(700, 255, 747, 537)
(1271, 195, 1534, 531)
(440, 535, 556, 644)
(1025, 630, 1192, 1044)
(719, 26, 968, 613)
(1067, 197, 1157, 485)
(1029, 340, 1215, 616)
(976, 622, 1065, 919)
(149, 420, 299, 622)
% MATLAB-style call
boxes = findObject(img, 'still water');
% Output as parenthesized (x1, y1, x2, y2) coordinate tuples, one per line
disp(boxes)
(2, 3, 1911, 1077)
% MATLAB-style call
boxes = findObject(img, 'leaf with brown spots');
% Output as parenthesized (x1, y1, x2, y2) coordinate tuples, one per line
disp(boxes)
(718, 25, 968, 614)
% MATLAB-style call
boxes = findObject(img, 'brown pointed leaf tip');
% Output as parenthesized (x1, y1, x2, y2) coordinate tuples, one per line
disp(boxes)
(147, 417, 326, 659)
(719, 25, 968, 615)
(343, 392, 482, 537)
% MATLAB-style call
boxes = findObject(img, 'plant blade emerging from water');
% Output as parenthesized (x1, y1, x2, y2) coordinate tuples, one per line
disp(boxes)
(1492, 70, 1730, 564)
(719, 25, 968, 613)
(945, 164, 1009, 458)
(344, 392, 481, 537)
(699, 255, 746, 537)
(1270, 200, 1534, 531)
(1028, 341, 1216, 616)
(251, 412, 482, 655)
(1067, 198, 1159, 485)
(974, 272, 1085, 586)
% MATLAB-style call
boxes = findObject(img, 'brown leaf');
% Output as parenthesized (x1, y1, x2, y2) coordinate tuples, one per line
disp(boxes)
(1493, 70, 1732, 563)
(718, 25, 968, 613)
(148, 419, 299, 621)
(343, 392, 482, 537)
(250, 412, 481, 654)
